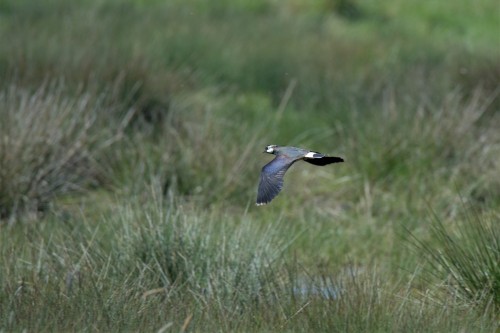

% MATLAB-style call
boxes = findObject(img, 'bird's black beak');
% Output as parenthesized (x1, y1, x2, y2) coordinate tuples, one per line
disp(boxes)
(262, 150, 267, 153)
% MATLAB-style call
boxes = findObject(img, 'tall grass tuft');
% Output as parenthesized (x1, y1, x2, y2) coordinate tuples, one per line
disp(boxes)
(0, 81, 133, 222)
(122, 190, 290, 308)
(409, 205, 500, 311)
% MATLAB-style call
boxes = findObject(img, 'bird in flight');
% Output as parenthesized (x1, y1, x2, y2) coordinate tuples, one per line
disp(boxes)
(256, 145, 344, 206)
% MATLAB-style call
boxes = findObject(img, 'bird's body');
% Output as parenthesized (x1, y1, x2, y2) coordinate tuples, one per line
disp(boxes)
(256, 145, 343, 205)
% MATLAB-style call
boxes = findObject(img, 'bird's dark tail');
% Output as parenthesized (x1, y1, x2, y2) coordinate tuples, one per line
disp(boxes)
(304, 156, 344, 166)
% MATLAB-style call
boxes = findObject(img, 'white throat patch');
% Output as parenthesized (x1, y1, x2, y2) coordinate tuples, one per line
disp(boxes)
(266, 146, 275, 153)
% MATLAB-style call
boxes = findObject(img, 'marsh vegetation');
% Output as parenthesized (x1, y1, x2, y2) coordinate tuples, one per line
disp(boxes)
(0, 0, 499, 331)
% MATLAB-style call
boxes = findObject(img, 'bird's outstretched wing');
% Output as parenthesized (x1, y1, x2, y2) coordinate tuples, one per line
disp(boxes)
(256, 155, 294, 205)
(304, 155, 344, 166)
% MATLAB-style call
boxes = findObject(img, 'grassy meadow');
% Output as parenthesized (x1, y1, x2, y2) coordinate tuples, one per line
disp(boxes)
(0, 0, 499, 331)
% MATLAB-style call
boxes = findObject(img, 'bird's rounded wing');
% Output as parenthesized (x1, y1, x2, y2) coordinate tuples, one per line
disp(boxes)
(256, 155, 294, 205)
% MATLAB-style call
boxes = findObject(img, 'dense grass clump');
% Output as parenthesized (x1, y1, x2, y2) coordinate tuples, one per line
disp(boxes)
(0, 81, 134, 221)
(1, 0, 499, 331)
(410, 207, 500, 311)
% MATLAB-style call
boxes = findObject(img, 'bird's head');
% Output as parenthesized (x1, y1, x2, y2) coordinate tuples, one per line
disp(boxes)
(264, 145, 278, 154)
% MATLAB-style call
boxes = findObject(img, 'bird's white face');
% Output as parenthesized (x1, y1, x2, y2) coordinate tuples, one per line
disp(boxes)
(265, 145, 277, 153)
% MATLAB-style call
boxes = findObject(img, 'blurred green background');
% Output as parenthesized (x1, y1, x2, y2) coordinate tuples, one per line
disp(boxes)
(1, 0, 499, 331)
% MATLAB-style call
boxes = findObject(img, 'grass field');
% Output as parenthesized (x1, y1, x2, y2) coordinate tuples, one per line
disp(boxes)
(1, 0, 499, 331)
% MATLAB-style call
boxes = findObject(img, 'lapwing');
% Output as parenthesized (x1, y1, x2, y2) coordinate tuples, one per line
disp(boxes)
(256, 145, 344, 205)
